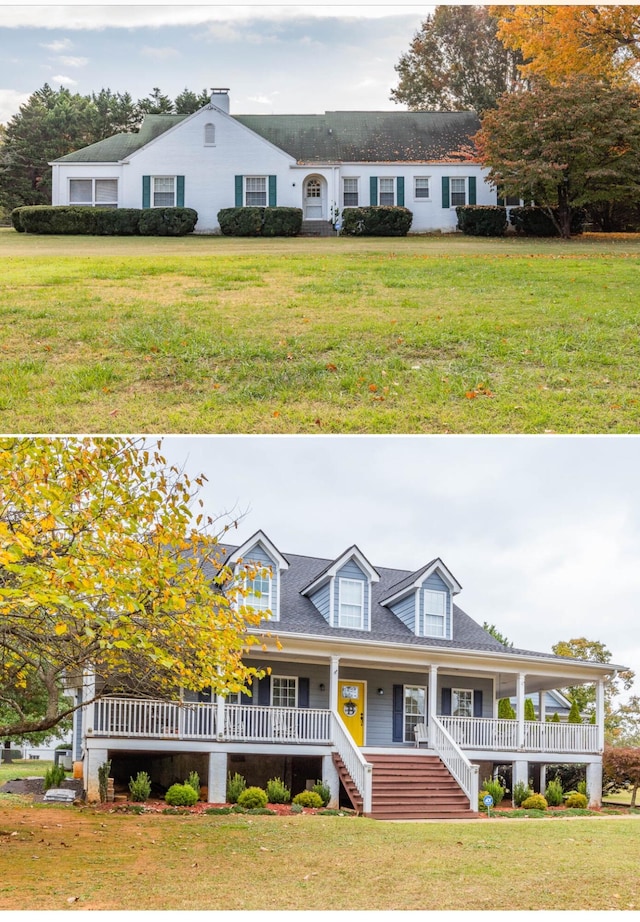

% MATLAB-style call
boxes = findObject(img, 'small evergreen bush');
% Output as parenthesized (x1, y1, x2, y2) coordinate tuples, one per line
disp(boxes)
(340, 206, 413, 237)
(521, 793, 548, 810)
(498, 698, 516, 719)
(185, 771, 200, 797)
(203, 807, 232, 815)
(292, 790, 324, 808)
(545, 778, 564, 806)
(455, 205, 507, 236)
(129, 771, 152, 802)
(480, 777, 505, 805)
(565, 792, 588, 809)
(524, 698, 536, 721)
(577, 780, 588, 796)
(312, 780, 331, 806)
(567, 700, 582, 724)
(512, 780, 533, 807)
(237, 786, 268, 809)
(266, 777, 291, 804)
(43, 764, 66, 791)
(261, 207, 303, 237)
(226, 772, 246, 804)
(291, 802, 303, 814)
(165, 783, 198, 807)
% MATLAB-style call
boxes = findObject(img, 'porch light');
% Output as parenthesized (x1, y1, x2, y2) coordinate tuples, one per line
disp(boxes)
(319, 683, 325, 691)
(377, 688, 384, 696)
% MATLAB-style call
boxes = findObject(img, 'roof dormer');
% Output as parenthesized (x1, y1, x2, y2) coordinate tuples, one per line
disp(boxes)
(227, 530, 289, 622)
(380, 558, 460, 640)
(301, 545, 380, 631)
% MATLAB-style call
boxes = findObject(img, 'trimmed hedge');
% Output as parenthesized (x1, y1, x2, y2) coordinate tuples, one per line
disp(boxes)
(217, 206, 302, 237)
(456, 205, 507, 237)
(340, 206, 413, 237)
(12, 205, 197, 236)
(508, 206, 585, 237)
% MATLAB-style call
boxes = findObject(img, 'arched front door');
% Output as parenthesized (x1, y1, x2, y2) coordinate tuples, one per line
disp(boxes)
(304, 175, 326, 220)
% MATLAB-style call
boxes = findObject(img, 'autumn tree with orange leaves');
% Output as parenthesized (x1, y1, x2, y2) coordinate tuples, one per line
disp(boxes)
(0, 437, 270, 741)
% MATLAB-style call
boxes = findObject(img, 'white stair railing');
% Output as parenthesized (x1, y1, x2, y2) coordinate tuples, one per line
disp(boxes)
(431, 715, 479, 811)
(330, 710, 373, 814)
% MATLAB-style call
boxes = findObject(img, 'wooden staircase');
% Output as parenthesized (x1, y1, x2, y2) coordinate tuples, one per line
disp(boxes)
(334, 752, 477, 820)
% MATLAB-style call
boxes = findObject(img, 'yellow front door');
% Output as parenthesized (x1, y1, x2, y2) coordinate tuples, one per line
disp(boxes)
(338, 680, 365, 746)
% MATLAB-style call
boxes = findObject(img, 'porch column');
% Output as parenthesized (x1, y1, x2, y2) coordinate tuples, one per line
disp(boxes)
(539, 765, 547, 794)
(428, 665, 438, 720)
(586, 761, 603, 808)
(512, 759, 529, 797)
(595, 679, 605, 751)
(322, 753, 340, 809)
(208, 751, 227, 803)
(83, 669, 96, 736)
(85, 745, 108, 802)
(329, 656, 340, 712)
(538, 690, 546, 723)
(216, 694, 225, 741)
(516, 673, 526, 749)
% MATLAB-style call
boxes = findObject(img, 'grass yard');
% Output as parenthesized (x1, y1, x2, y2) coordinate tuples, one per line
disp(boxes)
(0, 760, 55, 786)
(0, 800, 638, 910)
(2, 229, 640, 433)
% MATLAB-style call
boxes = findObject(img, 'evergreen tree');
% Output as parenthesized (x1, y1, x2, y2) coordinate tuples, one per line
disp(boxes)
(524, 698, 536, 721)
(175, 88, 211, 114)
(498, 698, 516, 719)
(568, 699, 583, 724)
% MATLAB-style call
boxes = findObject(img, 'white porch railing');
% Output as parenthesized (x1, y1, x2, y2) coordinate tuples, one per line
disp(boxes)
(330, 710, 373, 814)
(440, 716, 599, 754)
(223, 705, 331, 743)
(430, 715, 479, 811)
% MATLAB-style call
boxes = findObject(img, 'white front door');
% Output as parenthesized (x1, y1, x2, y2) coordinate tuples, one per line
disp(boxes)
(304, 177, 324, 220)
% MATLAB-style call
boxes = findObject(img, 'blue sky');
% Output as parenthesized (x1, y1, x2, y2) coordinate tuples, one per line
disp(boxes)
(0, 4, 430, 123)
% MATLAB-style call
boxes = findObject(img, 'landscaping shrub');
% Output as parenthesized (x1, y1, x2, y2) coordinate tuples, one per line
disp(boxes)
(43, 764, 66, 791)
(98, 759, 111, 804)
(312, 779, 331, 806)
(521, 793, 548, 810)
(226, 772, 246, 804)
(498, 698, 516, 719)
(545, 778, 564, 807)
(577, 780, 587, 796)
(290, 802, 303, 814)
(524, 698, 536, 721)
(292, 790, 324, 808)
(11, 208, 26, 232)
(237, 786, 268, 809)
(481, 777, 505, 805)
(129, 771, 152, 802)
(261, 207, 303, 237)
(217, 206, 302, 237)
(266, 777, 291, 804)
(567, 700, 582, 724)
(138, 207, 198, 236)
(185, 771, 200, 797)
(14, 205, 197, 236)
(165, 783, 198, 807)
(509, 206, 585, 237)
(512, 780, 533, 807)
(340, 206, 413, 236)
(565, 792, 588, 808)
(455, 205, 507, 236)
(247, 807, 277, 815)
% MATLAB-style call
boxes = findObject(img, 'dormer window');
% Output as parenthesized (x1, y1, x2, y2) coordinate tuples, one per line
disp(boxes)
(246, 570, 271, 614)
(424, 589, 447, 637)
(339, 578, 364, 629)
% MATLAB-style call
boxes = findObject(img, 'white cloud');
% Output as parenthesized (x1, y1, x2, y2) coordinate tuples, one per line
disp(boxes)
(246, 94, 280, 108)
(40, 37, 73, 51)
(140, 46, 181, 60)
(56, 55, 88, 68)
(50, 74, 78, 87)
(0, 87, 30, 122)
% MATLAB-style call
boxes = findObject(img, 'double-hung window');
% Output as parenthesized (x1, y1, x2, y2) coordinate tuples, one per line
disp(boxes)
(379, 177, 396, 206)
(69, 178, 118, 208)
(450, 177, 466, 207)
(271, 676, 297, 708)
(245, 570, 272, 614)
(343, 177, 359, 207)
(338, 578, 364, 629)
(404, 685, 426, 743)
(424, 589, 447, 638)
(153, 176, 176, 207)
(452, 689, 473, 718)
(414, 177, 430, 201)
(245, 176, 267, 206)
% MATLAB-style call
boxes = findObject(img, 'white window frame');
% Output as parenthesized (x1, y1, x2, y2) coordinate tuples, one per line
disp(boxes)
(338, 577, 364, 629)
(244, 568, 272, 615)
(153, 176, 176, 207)
(452, 688, 474, 718)
(404, 685, 426, 743)
(450, 177, 467, 208)
(424, 588, 447, 638)
(69, 178, 118, 208)
(271, 675, 298, 708)
(343, 177, 359, 208)
(378, 176, 396, 206)
(413, 177, 431, 202)
(244, 176, 267, 207)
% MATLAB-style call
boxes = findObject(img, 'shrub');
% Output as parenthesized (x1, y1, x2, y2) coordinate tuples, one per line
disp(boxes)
(577, 780, 587, 796)
(14, 205, 197, 236)
(247, 807, 276, 815)
(218, 207, 263, 236)
(185, 771, 200, 797)
(509, 206, 585, 237)
(512, 780, 533, 807)
(261, 207, 303, 237)
(498, 698, 516, 719)
(340, 206, 413, 237)
(43, 764, 66, 791)
(292, 790, 324, 808)
(203, 806, 232, 815)
(291, 802, 303, 814)
(565, 792, 588, 809)
(521, 793, 548, 810)
(226, 772, 246, 804)
(455, 205, 507, 236)
(266, 777, 291, 804)
(138, 207, 198, 236)
(237, 786, 268, 809)
(312, 780, 331, 807)
(11, 208, 26, 232)
(567, 700, 582, 724)
(524, 698, 536, 721)
(545, 778, 564, 806)
(129, 771, 152, 802)
(481, 777, 505, 805)
(165, 783, 198, 807)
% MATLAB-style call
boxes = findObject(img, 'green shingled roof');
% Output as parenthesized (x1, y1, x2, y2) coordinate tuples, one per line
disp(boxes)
(54, 110, 480, 165)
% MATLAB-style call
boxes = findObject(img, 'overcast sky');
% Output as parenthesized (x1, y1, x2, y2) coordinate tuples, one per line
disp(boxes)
(0, 3, 431, 123)
(154, 435, 640, 700)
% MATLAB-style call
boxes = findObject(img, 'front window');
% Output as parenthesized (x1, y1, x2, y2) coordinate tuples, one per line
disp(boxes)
(414, 177, 430, 200)
(343, 177, 359, 207)
(424, 589, 447, 637)
(379, 177, 395, 206)
(69, 178, 118, 208)
(271, 676, 297, 707)
(245, 176, 267, 206)
(338, 578, 364, 629)
(452, 689, 473, 718)
(404, 686, 426, 742)
(153, 176, 176, 207)
(245, 569, 272, 614)
(450, 177, 466, 207)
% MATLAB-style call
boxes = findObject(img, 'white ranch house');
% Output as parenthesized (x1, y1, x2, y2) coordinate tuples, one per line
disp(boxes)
(50, 88, 498, 235)
(68, 531, 623, 819)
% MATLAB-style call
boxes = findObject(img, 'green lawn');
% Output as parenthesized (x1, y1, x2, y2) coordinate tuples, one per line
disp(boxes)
(2, 228, 640, 433)
(0, 759, 55, 786)
(0, 800, 638, 910)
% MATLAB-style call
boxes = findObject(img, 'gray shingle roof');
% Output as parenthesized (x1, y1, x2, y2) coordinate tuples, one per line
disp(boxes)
(54, 114, 188, 163)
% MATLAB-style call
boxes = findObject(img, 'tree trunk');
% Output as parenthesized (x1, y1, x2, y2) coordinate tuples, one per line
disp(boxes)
(2, 740, 13, 764)
(557, 182, 572, 239)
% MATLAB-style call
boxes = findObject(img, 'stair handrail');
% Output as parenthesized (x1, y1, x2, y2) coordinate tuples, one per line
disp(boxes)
(430, 714, 479, 811)
(330, 709, 373, 814)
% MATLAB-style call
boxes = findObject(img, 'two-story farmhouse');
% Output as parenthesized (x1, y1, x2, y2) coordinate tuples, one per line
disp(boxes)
(50, 88, 497, 235)
(70, 531, 622, 818)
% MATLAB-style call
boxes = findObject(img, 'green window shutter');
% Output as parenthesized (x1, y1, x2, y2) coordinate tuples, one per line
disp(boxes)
(235, 175, 243, 207)
(497, 191, 505, 206)
(468, 176, 477, 206)
(268, 175, 277, 207)
(176, 175, 185, 208)
(370, 176, 378, 206)
(397, 176, 405, 207)
(441, 176, 450, 209)
(142, 175, 151, 209)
